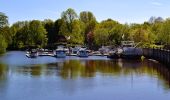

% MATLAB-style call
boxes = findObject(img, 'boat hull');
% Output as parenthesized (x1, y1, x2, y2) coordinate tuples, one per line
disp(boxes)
(77, 51, 88, 58)
(26, 53, 38, 58)
(55, 51, 66, 58)
(78, 55, 88, 57)
(107, 54, 119, 59)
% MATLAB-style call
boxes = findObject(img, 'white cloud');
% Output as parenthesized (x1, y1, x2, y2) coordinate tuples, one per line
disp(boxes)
(151, 1, 162, 6)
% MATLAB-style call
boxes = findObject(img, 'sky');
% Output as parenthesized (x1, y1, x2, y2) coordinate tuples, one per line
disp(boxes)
(1, 0, 170, 25)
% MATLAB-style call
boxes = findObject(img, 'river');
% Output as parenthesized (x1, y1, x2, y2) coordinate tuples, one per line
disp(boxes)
(0, 51, 170, 100)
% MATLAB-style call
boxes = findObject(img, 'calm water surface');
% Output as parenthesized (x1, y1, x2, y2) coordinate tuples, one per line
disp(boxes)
(0, 51, 170, 100)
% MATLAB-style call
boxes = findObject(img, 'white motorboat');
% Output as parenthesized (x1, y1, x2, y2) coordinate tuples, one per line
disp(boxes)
(55, 49, 66, 58)
(54, 46, 66, 58)
(77, 49, 88, 57)
(26, 49, 38, 58)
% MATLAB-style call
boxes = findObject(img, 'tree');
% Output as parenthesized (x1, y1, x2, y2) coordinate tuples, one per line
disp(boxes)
(0, 12, 9, 53)
(0, 12, 8, 28)
(79, 11, 97, 46)
(43, 19, 55, 44)
(129, 24, 150, 43)
(54, 19, 64, 36)
(148, 16, 164, 24)
(94, 19, 122, 46)
(94, 28, 108, 46)
(158, 19, 170, 44)
(0, 12, 10, 44)
(120, 24, 131, 41)
(61, 8, 78, 34)
(10, 21, 30, 49)
(0, 26, 12, 45)
(69, 20, 84, 44)
(149, 22, 162, 44)
(8, 9, 170, 50)
(60, 8, 85, 45)
(108, 24, 125, 45)
(10, 20, 47, 49)
(29, 20, 47, 47)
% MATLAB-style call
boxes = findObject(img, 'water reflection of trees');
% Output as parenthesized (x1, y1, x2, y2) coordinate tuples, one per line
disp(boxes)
(145, 61, 170, 90)
(56, 60, 170, 82)
(0, 64, 8, 80)
(59, 60, 154, 79)
(60, 60, 170, 89)
(15, 59, 170, 88)
(16, 65, 42, 76)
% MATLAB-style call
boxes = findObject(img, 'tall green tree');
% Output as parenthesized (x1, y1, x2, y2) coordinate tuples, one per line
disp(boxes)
(108, 24, 125, 45)
(0, 12, 8, 28)
(0, 12, 9, 53)
(79, 11, 97, 47)
(150, 21, 163, 44)
(69, 20, 84, 44)
(61, 8, 78, 34)
(29, 20, 47, 47)
(94, 28, 109, 46)
(94, 19, 122, 46)
(0, 26, 12, 45)
(60, 8, 84, 45)
(43, 19, 55, 44)
(158, 19, 170, 44)
(10, 21, 29, 49)
(10, 20, 47, 49)
(129, 24, 150, 43)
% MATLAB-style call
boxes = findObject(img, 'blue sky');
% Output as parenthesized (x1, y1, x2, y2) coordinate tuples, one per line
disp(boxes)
(1, 0, 170, 24)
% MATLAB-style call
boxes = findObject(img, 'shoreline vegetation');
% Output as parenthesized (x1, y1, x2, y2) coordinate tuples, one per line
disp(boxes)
(0, 8, 170, 54)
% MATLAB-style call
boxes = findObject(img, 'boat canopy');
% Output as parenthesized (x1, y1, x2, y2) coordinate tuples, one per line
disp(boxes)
(121, 41, 135, 47)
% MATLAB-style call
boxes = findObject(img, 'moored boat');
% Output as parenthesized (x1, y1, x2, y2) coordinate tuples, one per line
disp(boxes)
(107, 50, 119, 59)
(54, 46, 66, 58)
(120, 41, 143, 59)
(26, 49, 38, 58)
(55, 50, 66, 58)
(77, 49, 88, 57)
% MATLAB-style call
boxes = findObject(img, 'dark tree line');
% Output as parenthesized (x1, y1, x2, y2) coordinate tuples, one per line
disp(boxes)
(0, 8, 170, 54)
